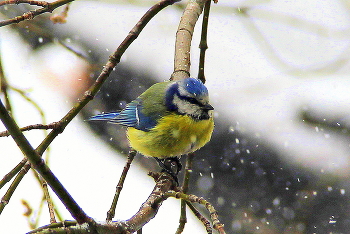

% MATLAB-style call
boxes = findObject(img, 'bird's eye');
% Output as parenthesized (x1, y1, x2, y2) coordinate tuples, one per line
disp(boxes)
(186, 97, 202, 106)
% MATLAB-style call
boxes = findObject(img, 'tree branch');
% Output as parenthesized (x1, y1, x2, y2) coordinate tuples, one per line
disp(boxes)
(171, 0, 208, 81)
(197, 0, 211, 83)
(0, 158, 27, 189)
(106, 149, 136, 221)
(0, 0, 49, 7)
(0, 122, 61, 137)
(164, 191, 226, 234)
(0, 0, 75, 27)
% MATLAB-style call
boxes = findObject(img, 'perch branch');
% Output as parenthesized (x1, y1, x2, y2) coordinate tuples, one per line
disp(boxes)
(171, 0, 208, 81)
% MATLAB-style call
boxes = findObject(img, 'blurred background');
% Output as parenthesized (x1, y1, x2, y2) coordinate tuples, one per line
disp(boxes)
(1, 0, 350, 233)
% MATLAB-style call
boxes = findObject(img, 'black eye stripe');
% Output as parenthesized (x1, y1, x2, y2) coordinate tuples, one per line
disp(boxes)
(178, 95, 204, 106)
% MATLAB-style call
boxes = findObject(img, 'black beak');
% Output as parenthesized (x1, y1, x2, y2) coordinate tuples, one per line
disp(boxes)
(203, 104, 214, 110)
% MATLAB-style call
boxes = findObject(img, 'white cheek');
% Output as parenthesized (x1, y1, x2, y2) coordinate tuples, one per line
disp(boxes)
(181, 103, 202, 116)
(172, 95, 202, 116)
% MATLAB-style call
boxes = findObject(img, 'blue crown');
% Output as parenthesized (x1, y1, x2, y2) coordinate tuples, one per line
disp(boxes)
(183, 78, 208, 97)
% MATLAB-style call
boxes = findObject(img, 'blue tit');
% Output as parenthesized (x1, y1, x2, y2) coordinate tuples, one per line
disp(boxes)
(90, 77, 214, 160)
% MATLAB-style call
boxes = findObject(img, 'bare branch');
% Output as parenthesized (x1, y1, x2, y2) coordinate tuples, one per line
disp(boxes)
(0, 0, 49, 7)
(185, 201, 212, 234)
(106, 149, 136, 221)
(0, 158, 27, 189)
(171, 0, 208, 81)
(0, 0, 75, 27)
(0, 161, 31, 215)
(0, 122, 61, 137)
(164, 191, 226, 234)
(197, 0, 211, 83)
(175, 153, 194, 233)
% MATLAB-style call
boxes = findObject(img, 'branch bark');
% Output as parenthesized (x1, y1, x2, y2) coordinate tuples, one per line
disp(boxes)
(171, 0, 208, 81)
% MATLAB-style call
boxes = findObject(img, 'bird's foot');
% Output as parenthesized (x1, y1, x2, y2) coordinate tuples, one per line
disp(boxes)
(155, 157, 182, 186)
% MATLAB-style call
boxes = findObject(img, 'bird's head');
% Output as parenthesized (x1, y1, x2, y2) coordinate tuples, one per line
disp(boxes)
(165, 78, 214, 120)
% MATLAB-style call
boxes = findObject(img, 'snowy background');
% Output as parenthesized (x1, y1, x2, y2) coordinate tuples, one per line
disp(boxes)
(1, 0, 350, 233)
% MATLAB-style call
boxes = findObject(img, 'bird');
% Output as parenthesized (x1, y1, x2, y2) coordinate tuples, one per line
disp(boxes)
(89, 77, 214, 181)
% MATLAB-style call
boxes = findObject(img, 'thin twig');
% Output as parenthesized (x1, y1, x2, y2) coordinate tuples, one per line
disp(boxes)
(164, 191, 226, 234)
(106, 149, 136, 221)
(0, 0, 75, 27)
(175, 153, 194, 233)
(176, 200, 187, 234)
(185, 201, 212, 234)
(197, 0, 211, 83)
(0, 122, 61, 137)
(0, 158, 27, 189)
(0, 161, 31, 215)
(0, 55, 12, 112)
(0, 0, 49, 7)
(35, 173, 57, 223)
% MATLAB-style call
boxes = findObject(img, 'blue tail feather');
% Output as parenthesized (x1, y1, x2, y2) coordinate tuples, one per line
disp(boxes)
(89, 112, 120, 121)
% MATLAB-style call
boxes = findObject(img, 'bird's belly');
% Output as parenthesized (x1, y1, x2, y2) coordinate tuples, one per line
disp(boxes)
(127, 114, 214, 158)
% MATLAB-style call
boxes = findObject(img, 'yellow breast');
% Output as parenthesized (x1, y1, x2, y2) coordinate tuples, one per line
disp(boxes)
(127, 113, 214, 158)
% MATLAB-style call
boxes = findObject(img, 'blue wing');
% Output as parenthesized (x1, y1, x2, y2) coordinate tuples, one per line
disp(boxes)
(108, 100, 140, 127)
(89, 98, 157, 131)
